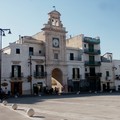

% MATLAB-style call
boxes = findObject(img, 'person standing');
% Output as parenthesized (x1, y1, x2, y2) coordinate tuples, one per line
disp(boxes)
(0, 88, 4, 100)
(4, 87, 8, 99)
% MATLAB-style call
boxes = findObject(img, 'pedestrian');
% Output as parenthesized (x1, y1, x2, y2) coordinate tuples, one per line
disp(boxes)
(0, 88, 4, 100)
(4, 87, 8, 99)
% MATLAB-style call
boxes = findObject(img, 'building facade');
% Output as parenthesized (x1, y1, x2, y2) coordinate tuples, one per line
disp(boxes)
(1, 10, 118, 95)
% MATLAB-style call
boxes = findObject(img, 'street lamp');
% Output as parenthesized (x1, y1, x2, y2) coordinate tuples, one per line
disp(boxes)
(0, 28, 11, 90)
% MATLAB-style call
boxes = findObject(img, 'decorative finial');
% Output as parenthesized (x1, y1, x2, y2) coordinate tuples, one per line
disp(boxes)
(53, 6, 56, 10)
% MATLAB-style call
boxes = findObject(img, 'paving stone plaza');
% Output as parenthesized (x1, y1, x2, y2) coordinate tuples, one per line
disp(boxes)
(1, 93, 120, 120)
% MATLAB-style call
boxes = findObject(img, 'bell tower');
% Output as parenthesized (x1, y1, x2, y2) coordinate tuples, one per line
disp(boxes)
(42, 9, 68, 92)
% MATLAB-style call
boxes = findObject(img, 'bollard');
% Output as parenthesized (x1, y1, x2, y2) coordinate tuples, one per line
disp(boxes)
(26, 108, 35, 117)
(12, 103, 18, 110)
(2, 100, 7, 106)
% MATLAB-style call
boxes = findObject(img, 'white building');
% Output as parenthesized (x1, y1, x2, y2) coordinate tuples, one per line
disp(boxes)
(66, 35, 101, 92)
(113, 60, 120, 91)
(101, 53, 115, 91)
(1, 9, 117, 95)
(2, 10, 68, 95)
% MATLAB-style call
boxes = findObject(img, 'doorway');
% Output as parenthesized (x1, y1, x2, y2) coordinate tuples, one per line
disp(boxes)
(11, 82, 22, 95)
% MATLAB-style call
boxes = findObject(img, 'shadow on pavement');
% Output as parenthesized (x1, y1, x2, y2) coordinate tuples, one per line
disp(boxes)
(6, 92, 120, 105)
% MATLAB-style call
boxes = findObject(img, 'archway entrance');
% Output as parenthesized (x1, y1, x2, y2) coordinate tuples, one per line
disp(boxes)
(52, 68, 63, 93)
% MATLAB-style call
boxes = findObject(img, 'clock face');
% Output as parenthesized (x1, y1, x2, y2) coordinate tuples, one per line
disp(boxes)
(52, 38, 59, 47)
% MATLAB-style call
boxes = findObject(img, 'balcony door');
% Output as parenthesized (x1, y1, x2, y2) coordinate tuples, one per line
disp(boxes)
(11, 65, 21, 78)
(72, 68, 80, 79)
(35, 65, 44, 77)
(89, 44, 94, 52)
(89, 55, 95, 64)
(90, 67, 95, 76)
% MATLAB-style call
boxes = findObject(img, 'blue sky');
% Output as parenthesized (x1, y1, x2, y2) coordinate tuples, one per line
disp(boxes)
(0, 0, 120, 59)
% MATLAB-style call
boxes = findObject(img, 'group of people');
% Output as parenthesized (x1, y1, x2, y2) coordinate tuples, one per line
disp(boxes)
(43, 87, 59, 95)
(0, 87, 9, 100)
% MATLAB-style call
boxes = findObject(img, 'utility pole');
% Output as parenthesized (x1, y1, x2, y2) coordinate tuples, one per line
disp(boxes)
(28, 55, 32, 94)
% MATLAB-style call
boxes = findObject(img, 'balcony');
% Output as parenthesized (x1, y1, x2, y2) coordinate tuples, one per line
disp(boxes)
(84, 49, 101, 55)
(10, 73, 24, 80)
(30, 55, 45, 63)
(85, 73, 102, 78)
(72, 75, 82, 80)
(115, 75, 120, 80)
(69, 57, 82, 61)
(96, 73, 102, 77)
(106, 76, 111, 81)
(85, 61, 101, 66)
(34, 72, 47, 78)
(83, 37, 100, 44)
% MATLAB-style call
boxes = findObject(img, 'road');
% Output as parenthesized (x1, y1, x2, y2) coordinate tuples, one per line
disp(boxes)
(1, 93, 120, 120)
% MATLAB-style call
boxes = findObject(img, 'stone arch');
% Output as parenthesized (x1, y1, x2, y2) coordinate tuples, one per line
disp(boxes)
(51, 68, 63, 93)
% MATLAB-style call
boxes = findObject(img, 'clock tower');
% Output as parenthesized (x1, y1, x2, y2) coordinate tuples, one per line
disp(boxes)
(42, 9, 68, 92)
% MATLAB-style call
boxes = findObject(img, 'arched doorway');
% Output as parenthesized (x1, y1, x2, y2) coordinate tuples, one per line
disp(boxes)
(52, 68, 63, 93)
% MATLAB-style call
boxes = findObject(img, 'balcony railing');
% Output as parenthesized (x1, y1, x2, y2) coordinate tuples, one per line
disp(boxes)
(83, 37, 100, 44)
(84, 49, 101, 55)
(85, 61, 101, 66)
(69, 57, 82, 61)
(34, 72, 47, 78)
(72, 75, 82, 80)
(106, 76, 111, 81)
(29, 55, 45, 62)
(96, 73, 102, 77)
(115, 75, 120, 80)
(85, 73, 102, 77)
(10, 73, 24, 80)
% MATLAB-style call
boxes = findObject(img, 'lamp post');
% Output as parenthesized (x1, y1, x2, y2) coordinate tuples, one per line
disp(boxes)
(28, 55, 32, 94)
(0, 28, 11, 90)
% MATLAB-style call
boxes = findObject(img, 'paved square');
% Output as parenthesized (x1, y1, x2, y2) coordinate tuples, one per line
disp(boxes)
(1, 93, 120, 120)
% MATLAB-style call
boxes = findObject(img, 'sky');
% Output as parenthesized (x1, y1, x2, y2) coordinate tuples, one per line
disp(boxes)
(0, 0, 120, 59)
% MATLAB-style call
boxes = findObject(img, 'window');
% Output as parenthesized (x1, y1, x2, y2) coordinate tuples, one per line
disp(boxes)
(106, 71, 110, 80)
(16, 48, 20, 54)
(72, 68, 80, 79)
(118, 85, 120, 91)
(90, 67, 95, 76)
(11, 65, 21, 77)
(106, 71, 109, 77)
(84, 44, 86, 48)
(36, 65, 44, 72)
(35, 65, 44, 77)
(70, 53, 74, 60)
(54, 53, 58, 59)
(29, 47, 34, 55)
(89, 55, 94, 63)
(89, 44, 94, 52)
(39, 50, 41, 54)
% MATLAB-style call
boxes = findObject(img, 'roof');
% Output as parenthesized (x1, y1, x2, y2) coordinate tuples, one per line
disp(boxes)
(48, 10, 61, 16)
